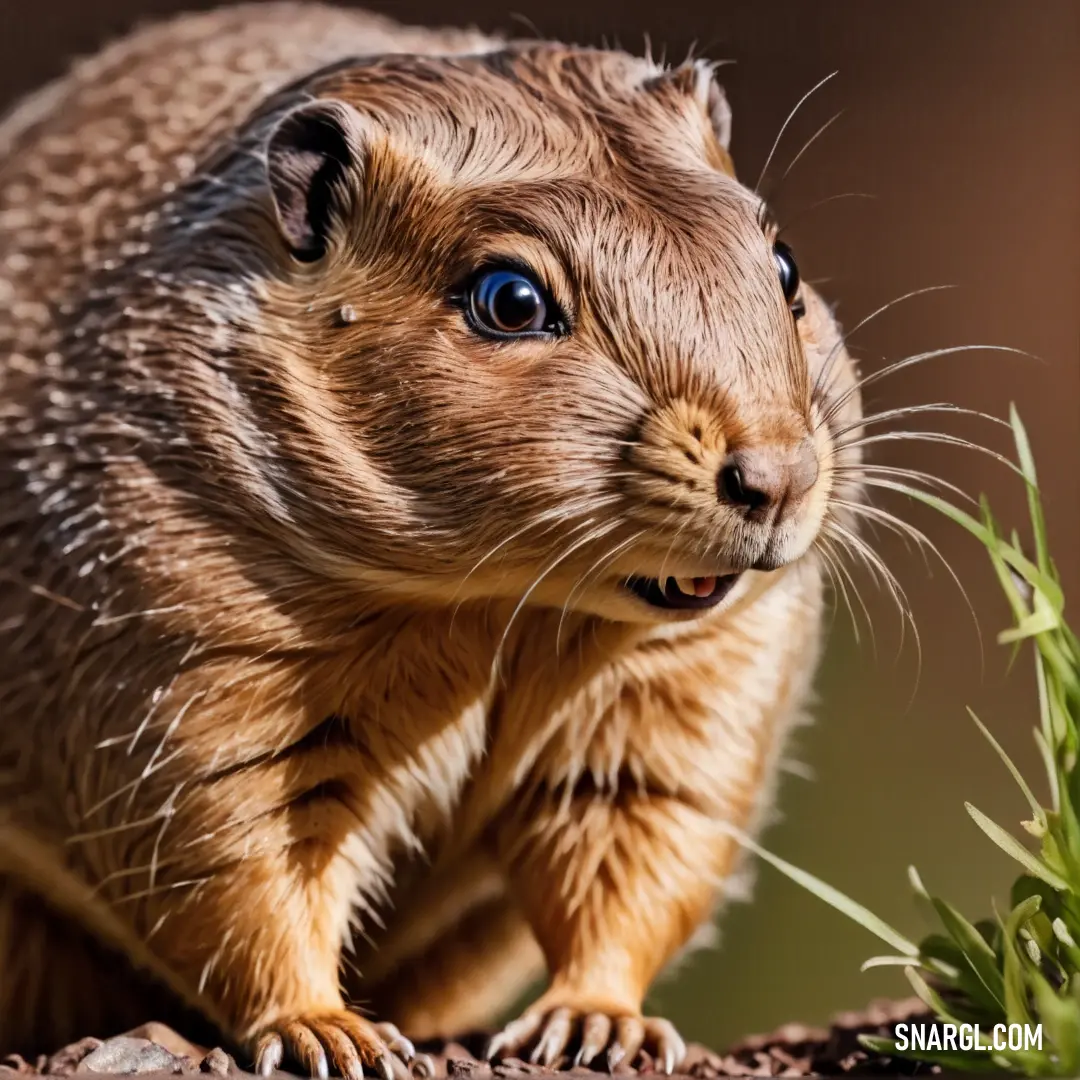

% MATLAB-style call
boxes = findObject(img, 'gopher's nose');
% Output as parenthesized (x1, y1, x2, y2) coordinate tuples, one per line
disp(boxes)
(718, 436, 819, 521)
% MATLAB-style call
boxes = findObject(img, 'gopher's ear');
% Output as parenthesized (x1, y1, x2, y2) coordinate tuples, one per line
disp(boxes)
(266, 99, 365, 261)
(646, 59, 732, 156)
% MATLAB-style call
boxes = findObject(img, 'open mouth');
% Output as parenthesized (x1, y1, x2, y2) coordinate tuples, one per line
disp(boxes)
(624, 573, 742, 611)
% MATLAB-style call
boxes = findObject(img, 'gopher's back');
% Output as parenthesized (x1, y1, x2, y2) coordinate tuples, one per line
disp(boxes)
(0, 3, 500, 1049)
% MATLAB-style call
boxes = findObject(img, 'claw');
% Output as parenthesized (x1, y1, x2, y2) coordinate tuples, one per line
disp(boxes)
(650, 1020, 686, 1075)
(575, 1014, 612, 1069)
(285, 1023, 329, 1080)
(254, 1014, 415, 1080)
(491, 1005, 684, 1076)
(256, 1034, 284, 1077)
(375, 1025, 415, 1063)
(375, 1052, 396, 1080)
(531, 1008, 572, 1067)
(606, 1042, 625, 1074)
(412, 1054, 435, 1079)
(487, 1012, 543, 1061)
(613, 1018, 644, 1070)
(307, 1021, 362, 1080)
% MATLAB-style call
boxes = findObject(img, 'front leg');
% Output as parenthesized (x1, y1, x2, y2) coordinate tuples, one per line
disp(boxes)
(128, 793, 422, 1080)
(485, 567, 823, 1072)
(488, 785, 729, 1073)
(83, 674, 432, 1080)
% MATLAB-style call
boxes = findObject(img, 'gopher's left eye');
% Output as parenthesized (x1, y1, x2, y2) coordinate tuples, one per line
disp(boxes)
(466, 266, 564, 338)
(773, 240, 802, 315)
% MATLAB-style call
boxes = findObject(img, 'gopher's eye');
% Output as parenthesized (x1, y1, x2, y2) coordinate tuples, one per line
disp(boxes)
(773, 240, 802, 314)
(467, 268, 554, 337)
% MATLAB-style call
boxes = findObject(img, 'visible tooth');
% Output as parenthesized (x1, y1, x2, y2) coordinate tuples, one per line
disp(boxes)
(694, 575, 718, 597)
(673, 576, 697, 596)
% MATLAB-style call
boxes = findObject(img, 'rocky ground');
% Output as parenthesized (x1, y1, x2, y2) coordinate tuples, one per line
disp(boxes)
(0, 999, 967, 1078)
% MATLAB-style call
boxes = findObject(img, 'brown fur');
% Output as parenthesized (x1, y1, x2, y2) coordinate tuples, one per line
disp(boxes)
(0, 1, 863, 1070)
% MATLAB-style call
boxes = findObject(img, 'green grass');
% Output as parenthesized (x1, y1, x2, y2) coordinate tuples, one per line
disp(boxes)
(735, 405, 1080, 1075)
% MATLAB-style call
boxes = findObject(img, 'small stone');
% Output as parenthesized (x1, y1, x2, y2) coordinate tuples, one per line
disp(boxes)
(199, 1048, 231, 1076)
(77, 1036, 186, 1075)
(121, 1024, 205, 1061)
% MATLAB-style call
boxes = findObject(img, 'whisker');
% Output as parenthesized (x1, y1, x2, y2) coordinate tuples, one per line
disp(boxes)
(816, 539, 869, 651)
(813, 542, 847, 636)
(824, 518, 921, 677)
(492, 521, 619, 679)
(835, 499, 929, 564)
(839, 502, 920, 561)
(822, 532, 883, 658)
(825, 540, 871, 634)
(556, 530, 648, 652)
(780, 109, 845, 182)
(813, 285, 957, 401)
(833, 465, 975, 506)
(457, 494, 619, 580)
(147, 786, 184, 894)
(837, 429, 1021, 474)
(829, 401, 1007, 444)
(832, 503, 956, 709)
(821, 344, 1035, 430)
(447, 494, 622, 629)
(754, 70, 838, 195)
(835, 498, 981, 652)
(853, 478, 992, 660)
(127, 692, 205, 816)
(655, 513, 698, 583)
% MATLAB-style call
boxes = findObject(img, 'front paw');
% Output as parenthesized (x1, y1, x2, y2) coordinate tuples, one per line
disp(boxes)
(254, 1013, 429, 1080)
(485, 1000, 687, 1074)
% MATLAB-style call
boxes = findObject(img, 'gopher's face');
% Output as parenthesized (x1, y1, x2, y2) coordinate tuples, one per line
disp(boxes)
(251, 46, 862, 623)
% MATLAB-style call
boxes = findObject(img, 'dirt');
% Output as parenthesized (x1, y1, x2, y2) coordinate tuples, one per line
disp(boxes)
(0, 998, 977, 1079)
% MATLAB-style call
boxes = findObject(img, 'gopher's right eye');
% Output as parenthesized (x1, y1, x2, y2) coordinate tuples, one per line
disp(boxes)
(773, 240, 800, 306)
(465, 267, 562, 338)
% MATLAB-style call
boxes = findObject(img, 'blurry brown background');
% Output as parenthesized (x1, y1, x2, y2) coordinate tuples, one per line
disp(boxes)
(1, 0, 1078, 1050)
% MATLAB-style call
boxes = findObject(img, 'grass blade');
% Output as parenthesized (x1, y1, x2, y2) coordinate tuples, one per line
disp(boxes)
(720, 823, 919, 955)
(931, 895, 1006, 1012)
(965, 803, 1070, 890)
(861, 954, 928, 971)
(895, 484, 1063, 611)
(905, 965, 965, 1025)
(1031, 970, 1080, 1074)
(1009, 403, 1051, 578)
(968, 708, 1045, 824)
